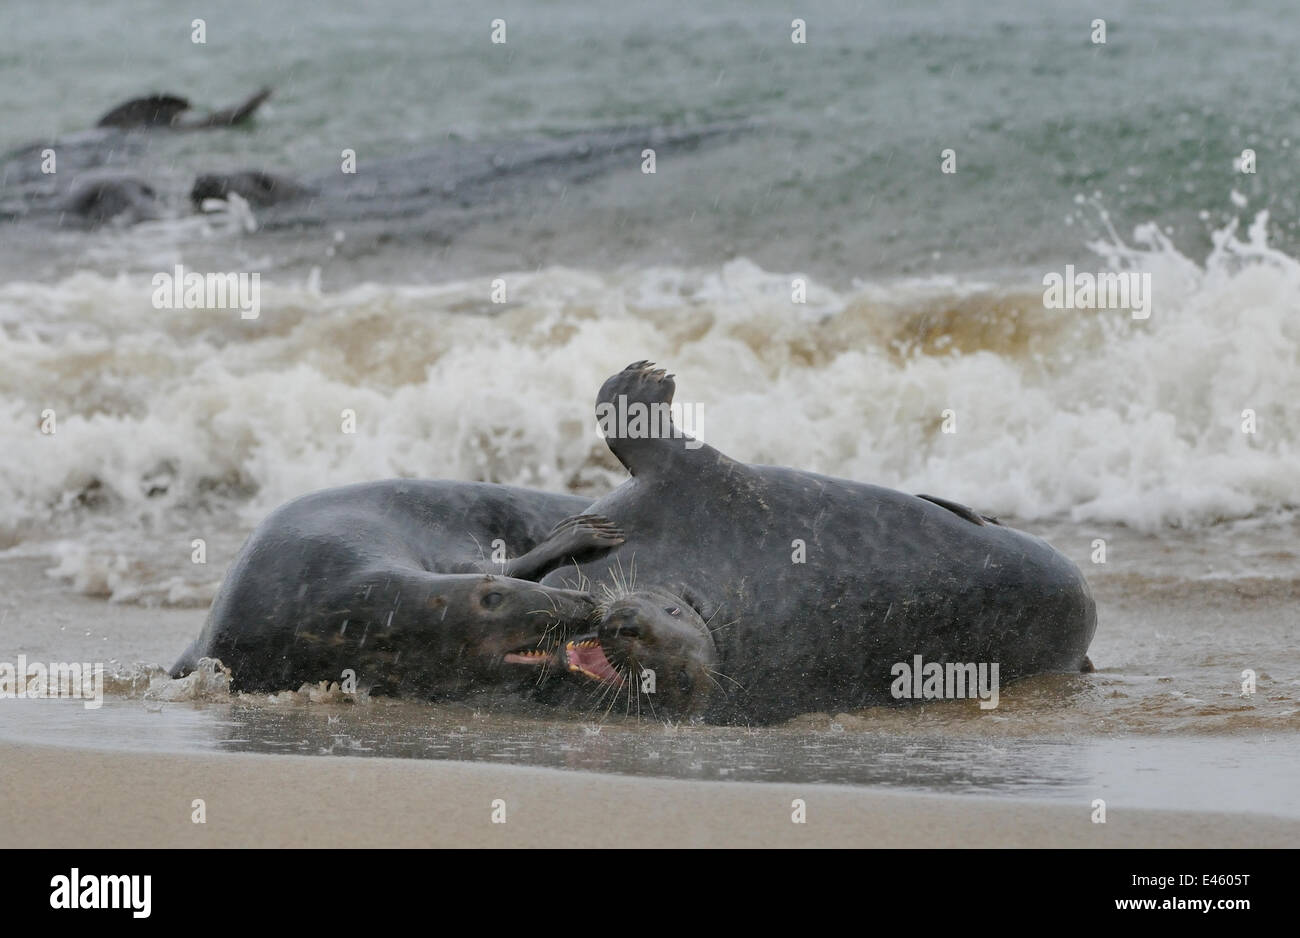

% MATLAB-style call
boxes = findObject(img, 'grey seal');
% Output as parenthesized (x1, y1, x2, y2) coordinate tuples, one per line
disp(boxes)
(541, 362, 1098, 724)
(170, 480, 622, 697)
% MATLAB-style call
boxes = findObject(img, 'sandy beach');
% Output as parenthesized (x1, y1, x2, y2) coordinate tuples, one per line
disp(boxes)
(5, 740, 1297, 848)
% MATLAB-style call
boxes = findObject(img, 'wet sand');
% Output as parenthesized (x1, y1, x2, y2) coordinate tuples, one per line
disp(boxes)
(5, 739, 1298, 848)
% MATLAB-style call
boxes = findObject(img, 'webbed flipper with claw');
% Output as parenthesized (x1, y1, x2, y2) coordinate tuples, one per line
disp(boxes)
(495, 513, 625, 579)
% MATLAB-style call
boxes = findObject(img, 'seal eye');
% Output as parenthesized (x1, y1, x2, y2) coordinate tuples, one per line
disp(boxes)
(481, 591, 504, 608)
(664, 606, 680, 617)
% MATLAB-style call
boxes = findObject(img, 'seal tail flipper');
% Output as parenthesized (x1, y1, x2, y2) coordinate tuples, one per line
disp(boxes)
(192, 87, 273, 128)
(1080, 655, 1095, 673)
(169, 639, 202, 678)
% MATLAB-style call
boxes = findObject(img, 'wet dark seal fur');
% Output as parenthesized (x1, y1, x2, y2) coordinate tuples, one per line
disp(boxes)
(190, 170, 316, 209)
(171, 481, 623, 697)
(96, 87, 272, 130)
(541, 362, 1098, 724)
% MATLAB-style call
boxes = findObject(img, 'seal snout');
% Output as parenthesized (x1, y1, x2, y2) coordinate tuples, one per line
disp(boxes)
(599, 606, 643, 640)
(563, 590, 720, 716)
(493, 583, 597, 672)
(533, 586, 597, 623)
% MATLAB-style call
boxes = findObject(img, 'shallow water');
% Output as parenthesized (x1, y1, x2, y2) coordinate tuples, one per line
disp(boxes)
(5, 693, 1299, 818)
(2, 517, 1297, 818)
(5, 0, 1300, 283)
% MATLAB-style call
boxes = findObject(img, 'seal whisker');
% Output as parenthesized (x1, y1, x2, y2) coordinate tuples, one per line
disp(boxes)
(705, 667, 746, 691)
(587, 668, 623, 715)
(625, 663, 639, 718)
(465, 530, 490, 569)
(705, 615, 739, 636)
(642, 688, 658, 722)
(598, 678, 623, 722)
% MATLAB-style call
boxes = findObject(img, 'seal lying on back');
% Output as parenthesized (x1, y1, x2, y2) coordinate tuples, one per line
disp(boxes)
(541, 362, 1098, 724)
(170, 481, 622, 697)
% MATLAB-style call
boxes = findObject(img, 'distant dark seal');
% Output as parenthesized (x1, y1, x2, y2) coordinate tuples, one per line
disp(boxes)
(190, 171, 315, 209)
(541, 362, 1098, 724)
(96, 87, 272, 130)
(59, 172, 162, 226)
(170, 481, 623, 697)
(0, 88, 273, 227)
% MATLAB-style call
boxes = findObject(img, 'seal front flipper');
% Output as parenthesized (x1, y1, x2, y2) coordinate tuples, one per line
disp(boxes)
(497, 514, 625, 579)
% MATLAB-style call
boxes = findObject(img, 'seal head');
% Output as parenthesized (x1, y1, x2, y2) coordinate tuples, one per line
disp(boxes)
(563, 584, 719, 718)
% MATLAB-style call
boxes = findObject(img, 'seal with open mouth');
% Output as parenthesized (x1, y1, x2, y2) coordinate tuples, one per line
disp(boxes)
(540, 362, 1098, 724)
(559, 584, 720, 719)
(170, 480, 622, 697)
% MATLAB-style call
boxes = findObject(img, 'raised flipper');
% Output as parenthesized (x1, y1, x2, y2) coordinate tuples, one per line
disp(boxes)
(916, 493, 994, 527)
(189, 87, 272, 128)
(497, 514, 625, 580)
(597, 360, 710, 478)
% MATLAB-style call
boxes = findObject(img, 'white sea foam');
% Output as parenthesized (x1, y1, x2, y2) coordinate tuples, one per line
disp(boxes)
(2, 216, 1297, 603)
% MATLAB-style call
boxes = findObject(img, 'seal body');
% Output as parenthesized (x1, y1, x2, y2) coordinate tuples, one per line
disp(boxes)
(95, 88, 271, 129)
(174, 480, 615, 696)
(59, 173, 162, 226)
(541, 363, 1098, 724)
(190, 171, 315, 209)
(0, 88, 272, 227)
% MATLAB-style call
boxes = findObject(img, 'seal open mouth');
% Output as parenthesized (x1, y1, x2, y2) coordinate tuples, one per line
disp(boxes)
(503, 647, 554, 666)
(565, 638, 623, 685)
